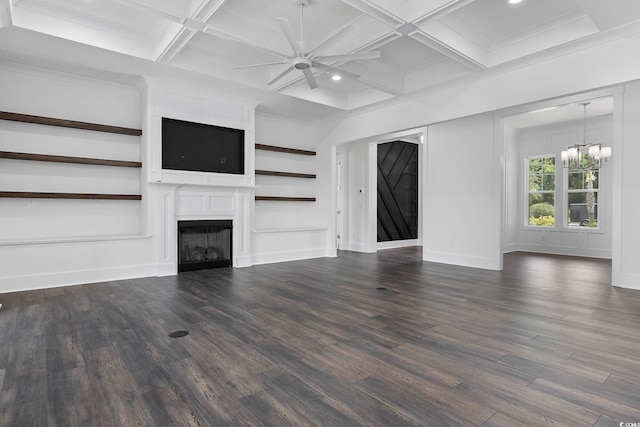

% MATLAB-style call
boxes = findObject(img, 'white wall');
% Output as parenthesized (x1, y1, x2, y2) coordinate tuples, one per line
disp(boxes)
(614, 81, 640, 290)
(509, 116, 613, 258)
(252, 112, 331, 265)
(0, 64, 156, 292)
(423, 113, 502, 270)
(341, 140, 377, 253)
(503, 125, 519, 253)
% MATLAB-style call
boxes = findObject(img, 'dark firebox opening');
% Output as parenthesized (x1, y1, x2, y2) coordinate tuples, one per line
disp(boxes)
(178, 220, 232, 272)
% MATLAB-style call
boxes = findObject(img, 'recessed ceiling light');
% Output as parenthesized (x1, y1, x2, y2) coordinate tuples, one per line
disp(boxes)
(331, 74, 342, 81)
(509, 0, 523, 4)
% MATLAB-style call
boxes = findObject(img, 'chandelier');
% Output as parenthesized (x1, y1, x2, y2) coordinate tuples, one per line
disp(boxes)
(560, 102, 611, 169)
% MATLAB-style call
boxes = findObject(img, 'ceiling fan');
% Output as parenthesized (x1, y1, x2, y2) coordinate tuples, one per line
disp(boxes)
(232, 0, 381, 90)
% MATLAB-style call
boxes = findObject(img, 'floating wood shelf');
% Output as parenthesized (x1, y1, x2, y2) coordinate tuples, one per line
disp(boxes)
(0, 151, 142, 168)
(0, 111, 142, 136)
(255, 143, 316, 156)
(255, 196, 316, 202)
(255, 144, 316, 202)
(0, 191, 141, 200)
(255, 170, 315, 179)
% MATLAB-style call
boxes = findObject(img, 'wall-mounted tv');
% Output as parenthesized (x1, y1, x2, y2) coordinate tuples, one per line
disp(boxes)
(162, 117, 245, 175)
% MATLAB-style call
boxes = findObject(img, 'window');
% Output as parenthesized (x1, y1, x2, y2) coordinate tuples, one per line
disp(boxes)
(527, 156, 555, 227)
(567, 158, 599, 228)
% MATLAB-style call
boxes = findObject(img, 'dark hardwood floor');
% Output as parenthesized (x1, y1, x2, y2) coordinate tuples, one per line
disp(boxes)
(1, 248, 639, 426)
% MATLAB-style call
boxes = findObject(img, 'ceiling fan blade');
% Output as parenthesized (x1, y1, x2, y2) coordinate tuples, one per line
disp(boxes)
(232, 61, 290, 69)
(277, 18, 304, 55)
(302, 69, 318, 89)
(315, 51, 381, 63)
(267, 66, 295, 86)
(313, 63, 360, 81)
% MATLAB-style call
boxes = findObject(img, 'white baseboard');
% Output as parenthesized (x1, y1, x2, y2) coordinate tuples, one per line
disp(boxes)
(612, 271, 640, 290)
(515, 244, 611, 259)
(251, 248, 330, 266)
(156, 262, 176, 277)
(377, 239, 419, 250)
(0, 264, 158, 294)
(423, 250, 501, 271)
(347, 242, 376, 253)
(235, 254, 253, 268)
(502, 243, 518, 253)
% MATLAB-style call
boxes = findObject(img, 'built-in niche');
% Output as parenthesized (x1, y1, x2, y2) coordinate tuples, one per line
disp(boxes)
(162, 117, 244, 175)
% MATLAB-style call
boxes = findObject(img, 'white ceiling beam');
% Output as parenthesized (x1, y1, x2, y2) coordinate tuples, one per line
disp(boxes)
(0, 0, 14, 28)
(409, 0, 475, 26)
(107, 0, 190, 63)
(361, 0, 407, 21)
(108, 0, 183, 24)
(488, 14, 598, 68)
(574, 0, 640, 31)
(410, 21, 487, 71)
(128, 0, 229, 64)
(340, 0, 405, 28)
(156, 26, 197, 64)
(192, 0, 229, 23)
(203, 27, 290, 59)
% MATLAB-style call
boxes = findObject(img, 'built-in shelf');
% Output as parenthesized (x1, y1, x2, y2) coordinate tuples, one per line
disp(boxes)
(0, 151, 142, 168)
(0, 111, 143, 204)
(255, 196, 316, 202)
(0, 191, 141, 200)
(254, 143, 316, 202)
(255, 169, 315, 179)
(255, 143, 316, 156)
(0, 111, 142, 136)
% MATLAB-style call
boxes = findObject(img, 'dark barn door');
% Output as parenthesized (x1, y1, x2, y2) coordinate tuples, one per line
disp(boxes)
(377, 141, 419, 242)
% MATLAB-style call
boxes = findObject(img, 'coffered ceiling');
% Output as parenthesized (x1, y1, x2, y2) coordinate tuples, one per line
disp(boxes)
(1, 0, 640, 120)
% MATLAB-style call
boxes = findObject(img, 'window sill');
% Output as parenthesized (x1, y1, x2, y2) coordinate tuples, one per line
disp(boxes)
(521, 226, 605, 234)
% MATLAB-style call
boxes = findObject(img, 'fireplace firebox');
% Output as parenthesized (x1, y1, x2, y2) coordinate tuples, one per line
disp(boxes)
(177, 220, 232, 272)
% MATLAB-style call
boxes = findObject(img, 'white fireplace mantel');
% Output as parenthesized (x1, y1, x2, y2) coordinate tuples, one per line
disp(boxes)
(153, 182, 253, 276)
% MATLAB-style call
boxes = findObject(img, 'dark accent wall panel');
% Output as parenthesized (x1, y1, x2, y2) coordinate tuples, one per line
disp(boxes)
(377, 141, 418, 242)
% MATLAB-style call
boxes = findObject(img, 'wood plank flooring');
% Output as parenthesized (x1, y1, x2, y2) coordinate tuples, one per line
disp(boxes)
(1, 248, 639, 426)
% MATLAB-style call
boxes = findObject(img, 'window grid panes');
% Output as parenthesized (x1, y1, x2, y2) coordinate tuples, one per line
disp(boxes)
(527, 156, 555, 227)
(567, 166, 599, 228)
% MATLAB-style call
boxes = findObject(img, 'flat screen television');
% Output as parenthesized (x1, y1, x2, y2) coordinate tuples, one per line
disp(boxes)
(162, 117, 245, 174)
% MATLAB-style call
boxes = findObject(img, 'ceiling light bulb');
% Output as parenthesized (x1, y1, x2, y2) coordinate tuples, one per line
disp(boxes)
(332, 74, 342, 81)
(509, 0, 523, 4)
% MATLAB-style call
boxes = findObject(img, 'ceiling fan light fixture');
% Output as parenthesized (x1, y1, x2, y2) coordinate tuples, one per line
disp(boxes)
(331, 74, 342, 81)
(292, 57, 311, 70)
(232, 0, 379, 90)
